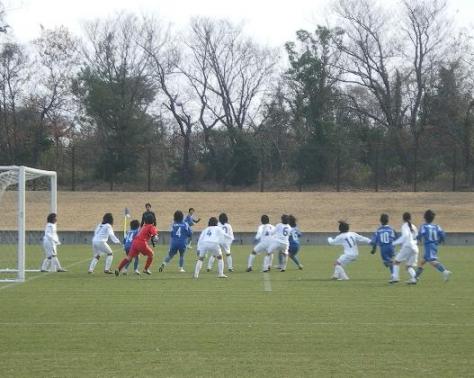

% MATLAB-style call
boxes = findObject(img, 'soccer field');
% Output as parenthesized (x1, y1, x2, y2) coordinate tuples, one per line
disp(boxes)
(0, 245, 473, 377)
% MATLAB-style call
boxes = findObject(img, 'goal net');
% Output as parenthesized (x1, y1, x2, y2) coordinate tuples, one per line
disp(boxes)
(0, 166, 57, 282)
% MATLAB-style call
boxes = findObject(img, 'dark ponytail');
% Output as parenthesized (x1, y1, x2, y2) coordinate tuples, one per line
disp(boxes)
(402, 212, 413, 232)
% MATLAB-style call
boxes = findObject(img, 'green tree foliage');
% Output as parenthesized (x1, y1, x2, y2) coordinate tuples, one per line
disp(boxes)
(285, 27, 342, 186)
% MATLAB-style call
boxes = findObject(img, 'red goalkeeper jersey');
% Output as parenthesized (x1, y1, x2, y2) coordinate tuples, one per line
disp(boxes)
(135, 224, 158, 243)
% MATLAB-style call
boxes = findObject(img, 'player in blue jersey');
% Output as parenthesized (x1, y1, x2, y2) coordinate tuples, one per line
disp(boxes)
(122, 219, 140, 275)
(159, 210, 192, 273)
(184, 208, 201, 248)
(370, 213, 396, 278)
(288, 215, 303, 270)
(416, 209, 451, 281)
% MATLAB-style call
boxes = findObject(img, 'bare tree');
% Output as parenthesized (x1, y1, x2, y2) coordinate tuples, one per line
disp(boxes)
(30, 25, 80, 167)
(0, 42, 29, 163)
(188, 18, 277, 139)
(333, 0, 449, 189)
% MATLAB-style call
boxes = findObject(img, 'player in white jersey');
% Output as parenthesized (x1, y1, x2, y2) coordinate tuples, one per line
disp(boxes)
(40, 213, 66, 272)
(207, 213, 235, 272)
(88, 213, 121, 274)
(391, 212, 419, 284)
(327, 220, 371, 280)
(246, 215, 275, 272)
(263, 214, 292, 272)
(193, 217, 233, 279)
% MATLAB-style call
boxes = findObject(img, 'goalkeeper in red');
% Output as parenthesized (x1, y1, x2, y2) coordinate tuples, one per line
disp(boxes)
(115, 214, 158, 275)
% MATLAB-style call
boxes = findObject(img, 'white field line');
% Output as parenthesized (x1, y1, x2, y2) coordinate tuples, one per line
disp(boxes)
(0, 321, 472, 327)
(263, 273, 272, 292)
(0, 258, 91, 292)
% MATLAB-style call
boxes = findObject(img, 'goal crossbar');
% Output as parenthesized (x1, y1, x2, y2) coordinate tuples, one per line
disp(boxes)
(0, 166, 57, 282)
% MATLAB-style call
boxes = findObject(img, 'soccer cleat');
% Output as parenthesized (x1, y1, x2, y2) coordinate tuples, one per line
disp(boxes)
(40, 270, 48, 273)
(134, 270, 140, 275)
(179, 267, 185, 273)
(158, 263, 165, 272)
(217, 274, 228, 278)
(246, 267, 253, 272)
(406, 278, 417, 285)
(228, 268, 234, 272)
(114, 269, 119, 277)
(262, 268, 270, 273)
(389, 279, 399, 284)
(206, 268, 211, 272)
(104, 270, 114, 274)
(443, 270, 452, 282)
(143, 269, 152, 275)
(337, 277, 349, 281)
(298, 265, 304, 270)
(57, 269, 67, 272)
(280, 269, 286, 272)
(88, 270, 93, 274)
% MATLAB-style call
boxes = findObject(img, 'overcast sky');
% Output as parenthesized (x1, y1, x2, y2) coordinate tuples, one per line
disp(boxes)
(4, 0, 474, 46)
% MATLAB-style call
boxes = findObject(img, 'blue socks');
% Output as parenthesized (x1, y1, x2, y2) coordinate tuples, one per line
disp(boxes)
(435, 263, 446, 273)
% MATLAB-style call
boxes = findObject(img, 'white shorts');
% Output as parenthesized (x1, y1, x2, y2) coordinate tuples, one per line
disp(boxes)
(42, 240, 57, 258)
(395, 245, 419, 266)
(222, 242, 232, 255)
(337, 253, 357, 266)
(197, 242, 222, 258)
(253, 239, 272, 254)
(92, 241, 113, 256)
(267, 240, 289, 255)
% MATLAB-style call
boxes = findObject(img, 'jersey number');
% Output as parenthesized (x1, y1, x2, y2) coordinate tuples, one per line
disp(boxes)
(428, 228, 437, 242)
(380, 232, 390, 244)
(345, 237, 354, 248)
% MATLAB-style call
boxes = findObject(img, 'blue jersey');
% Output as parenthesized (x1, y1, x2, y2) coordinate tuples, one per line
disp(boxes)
(124, 229, 139, 253)
(184, 215, 198, 228)
(418, 223, 445, 261)
(170, 222, 192, 246)
(371, 225, 396, 260)
(289, 227, 302, 253)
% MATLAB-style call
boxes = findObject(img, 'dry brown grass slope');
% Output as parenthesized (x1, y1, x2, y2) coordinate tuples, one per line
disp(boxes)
(0, 191, 473, 232)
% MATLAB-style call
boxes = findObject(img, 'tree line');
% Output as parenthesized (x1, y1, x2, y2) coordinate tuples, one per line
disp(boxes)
(0, 0, 473, 191)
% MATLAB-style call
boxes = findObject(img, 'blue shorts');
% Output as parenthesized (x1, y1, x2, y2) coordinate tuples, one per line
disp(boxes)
(289, 244, 300, 255)
(423, 248, 438, 262)
(169, 243, 186, 257)
(380, 246, 394, 264)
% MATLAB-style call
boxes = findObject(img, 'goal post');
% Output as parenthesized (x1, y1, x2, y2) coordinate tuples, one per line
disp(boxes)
(0, 166, 57, 282)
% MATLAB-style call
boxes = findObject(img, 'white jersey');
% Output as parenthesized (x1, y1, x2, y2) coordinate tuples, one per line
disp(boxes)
(218, 222, 234, 244)
(92, 223, 120, 244)
(393, 222, 418, 249)
(328, 231, 371, 256)
(255, 224, 275, 242)
(271, 223, 292, 245)
(44, 222, 60, 245)
(198, 226, 232, 246)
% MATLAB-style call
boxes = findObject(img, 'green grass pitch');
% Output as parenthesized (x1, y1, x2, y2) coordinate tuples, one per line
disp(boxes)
(0, 245, 473, 377)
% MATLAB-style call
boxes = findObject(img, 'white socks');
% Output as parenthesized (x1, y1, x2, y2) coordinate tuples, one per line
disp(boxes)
(280, 254, 288, 271)
(194, 260, 203, 278)
(392, 265, 400, 281)
(217, 259, 224, 276)
(51, 256, 63, 271)
(407, 267, 416, 279)
(105, 254, 113, 271)
(89, 256, 99, 272)
(207, 256, 215, 270)
(41, 258, 50, 271)
(248, 254, 255, 268)
(226, 255, 233, 270)
(263, 254, 271, 271)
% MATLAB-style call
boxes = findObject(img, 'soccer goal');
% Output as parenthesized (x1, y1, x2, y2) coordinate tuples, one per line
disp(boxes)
(0, 166, 57, 282)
